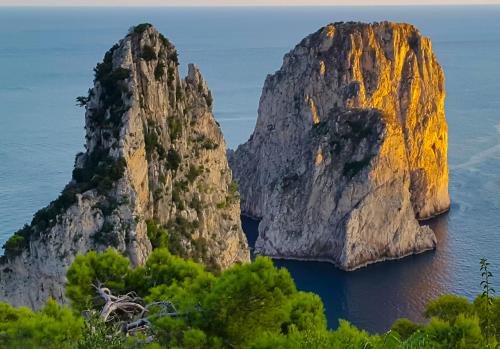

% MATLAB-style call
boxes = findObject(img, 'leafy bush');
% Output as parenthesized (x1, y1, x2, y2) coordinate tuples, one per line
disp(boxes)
(194, 134, 219, 150)
(424, 294, 474, 323)
(205, 91, 213, 108)
(391, 318, 421, 340)
(168, 50, 179, 66)
(190, 196, 202, 213)
(0, 299, 83, 349)
(154, 61, 166, 81)
(147, 219, 169, 249)
(142, 45, 157, 61)
(166, 148, 181, 171)
(2, 252, 500, 349)
(2, 152, 127, 259)
(225, 181, 240, 205)
(91, 221, 119, 247)
(2, 225, 31, 259)
(187, 165, 203, 183)
(158, 33, 170, 47)
(133, 23, 152, 34)
(66, 249, 130, 312)
(172, 184, 184, 210)
(168, 116, 182, 141)
(76, 95, 89, 107)
(343, 158, 371, 178)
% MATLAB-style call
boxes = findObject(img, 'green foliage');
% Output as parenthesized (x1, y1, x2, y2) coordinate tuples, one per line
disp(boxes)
(2, 152, 126, 259)
(76, 95, 89, 107)
(154, 61, 166, 81)
(172, 182, 184, 209)
(144, 128, 166, 159)
(423, 315, 487, 349)
(2, 225, 30, 259)
(142, 45, 157, 61)
(187, 165, 203, 183)
(286, 292, 327, 332)
(167, 49, 179, 66)
(201, 257, 297, 346)
(424, 294, 474, 323)
(479, 258, 498, 344)
(190, 195, 203, 213)
(66, 249, 130, 312)
(225, 180, 240, 205)
(146, 219, 169, 249)
(195, 134, 219, 150)
(133, 23, 153, 34)
(168, 115, 182, 141)
(0, 299, 83, 349)
(76, 312, 129, 349)
(391, 318, 421, 340)
(4, 252, 500, 349)
(91, 43, 130, 128)
(205, 91, 213, 108)
(166, 148, 182, 171)
(158, 33, 170, 47)
(92, 221, 120, 247)
(166, 215, 199, 239)
(144, 130, 159, 156)
(73, 153, 126, 194)
(343, 158, 371, 178)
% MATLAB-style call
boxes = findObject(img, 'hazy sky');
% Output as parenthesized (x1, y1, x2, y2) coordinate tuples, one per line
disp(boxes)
(2, 0, 500, 6)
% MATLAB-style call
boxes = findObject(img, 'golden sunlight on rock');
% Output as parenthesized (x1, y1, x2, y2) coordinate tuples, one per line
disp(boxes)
(320, 60, 326, 75)
(326, 24, 335, 39)
(309, 98, 320, 124)
(230, 21, 449, 271)
(315, 147, 323, 166)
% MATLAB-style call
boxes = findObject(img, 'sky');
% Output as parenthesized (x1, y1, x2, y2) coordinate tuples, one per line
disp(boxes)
(1, 0, 500, 6)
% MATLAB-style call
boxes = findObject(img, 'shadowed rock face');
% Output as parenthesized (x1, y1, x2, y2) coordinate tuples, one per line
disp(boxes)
(0, 24, 249, 309)
(229, 21, 449, 270)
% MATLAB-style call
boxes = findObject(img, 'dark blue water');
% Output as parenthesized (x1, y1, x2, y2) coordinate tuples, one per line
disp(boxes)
(1, 6, 500, 333)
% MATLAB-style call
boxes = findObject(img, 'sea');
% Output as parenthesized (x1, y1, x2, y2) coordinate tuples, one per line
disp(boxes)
(1, 5, 500, 333)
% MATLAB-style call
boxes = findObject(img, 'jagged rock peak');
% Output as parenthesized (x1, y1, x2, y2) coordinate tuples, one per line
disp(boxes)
(1, 23, 249, 309)
(229, 21, 449, 270)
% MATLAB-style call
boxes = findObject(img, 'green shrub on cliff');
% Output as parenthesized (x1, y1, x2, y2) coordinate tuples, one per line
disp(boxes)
(142, 45, 157, 61)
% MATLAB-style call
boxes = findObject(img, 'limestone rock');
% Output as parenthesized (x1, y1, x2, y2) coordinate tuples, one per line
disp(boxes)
(229, 21, 448, 270)
(0, 24, 249, 309)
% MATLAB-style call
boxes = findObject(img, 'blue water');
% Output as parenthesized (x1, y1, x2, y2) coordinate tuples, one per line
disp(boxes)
(1, 6, 500, 333)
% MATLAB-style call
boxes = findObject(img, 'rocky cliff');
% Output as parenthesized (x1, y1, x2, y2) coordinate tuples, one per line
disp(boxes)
(0, 24, 249, 309)
(229, 22, 449, 270)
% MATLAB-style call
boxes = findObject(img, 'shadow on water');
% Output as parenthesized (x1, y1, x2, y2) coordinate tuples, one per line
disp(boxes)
(241, 214, 452, 334)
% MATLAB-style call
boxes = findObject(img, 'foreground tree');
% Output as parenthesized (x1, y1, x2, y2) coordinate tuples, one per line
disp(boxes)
(1, 250, 500, 348)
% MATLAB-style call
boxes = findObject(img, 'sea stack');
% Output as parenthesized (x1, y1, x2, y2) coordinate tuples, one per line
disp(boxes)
(0, 24, 249, 309)
(229, 22, 449, 270)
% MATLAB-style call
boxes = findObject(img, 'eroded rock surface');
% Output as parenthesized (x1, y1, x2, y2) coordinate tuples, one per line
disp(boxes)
(1, 24, 249, 309)
(229, 21, 449, 270)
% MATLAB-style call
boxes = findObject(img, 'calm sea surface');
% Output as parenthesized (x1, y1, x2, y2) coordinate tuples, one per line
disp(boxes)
(1, 6, 500, 333)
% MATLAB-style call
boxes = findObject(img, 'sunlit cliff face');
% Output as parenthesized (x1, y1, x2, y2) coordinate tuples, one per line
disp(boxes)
(230, 21, 449, 270)
(306, 22, 450, 219)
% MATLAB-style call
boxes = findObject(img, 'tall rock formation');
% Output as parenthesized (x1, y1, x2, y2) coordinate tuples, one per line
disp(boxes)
(229, 22, 449, 270)
(0, 24, 249, 309)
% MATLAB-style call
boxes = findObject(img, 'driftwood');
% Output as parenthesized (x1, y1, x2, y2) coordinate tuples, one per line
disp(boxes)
(95, 285, 146, 322)
(93, 284, 184, 337)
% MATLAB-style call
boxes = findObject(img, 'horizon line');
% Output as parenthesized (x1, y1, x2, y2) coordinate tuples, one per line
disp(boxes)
(2, 3, 500, 7)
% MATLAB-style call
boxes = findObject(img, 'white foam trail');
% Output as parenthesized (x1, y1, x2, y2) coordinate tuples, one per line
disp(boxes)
(451, 125, 500, 170)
